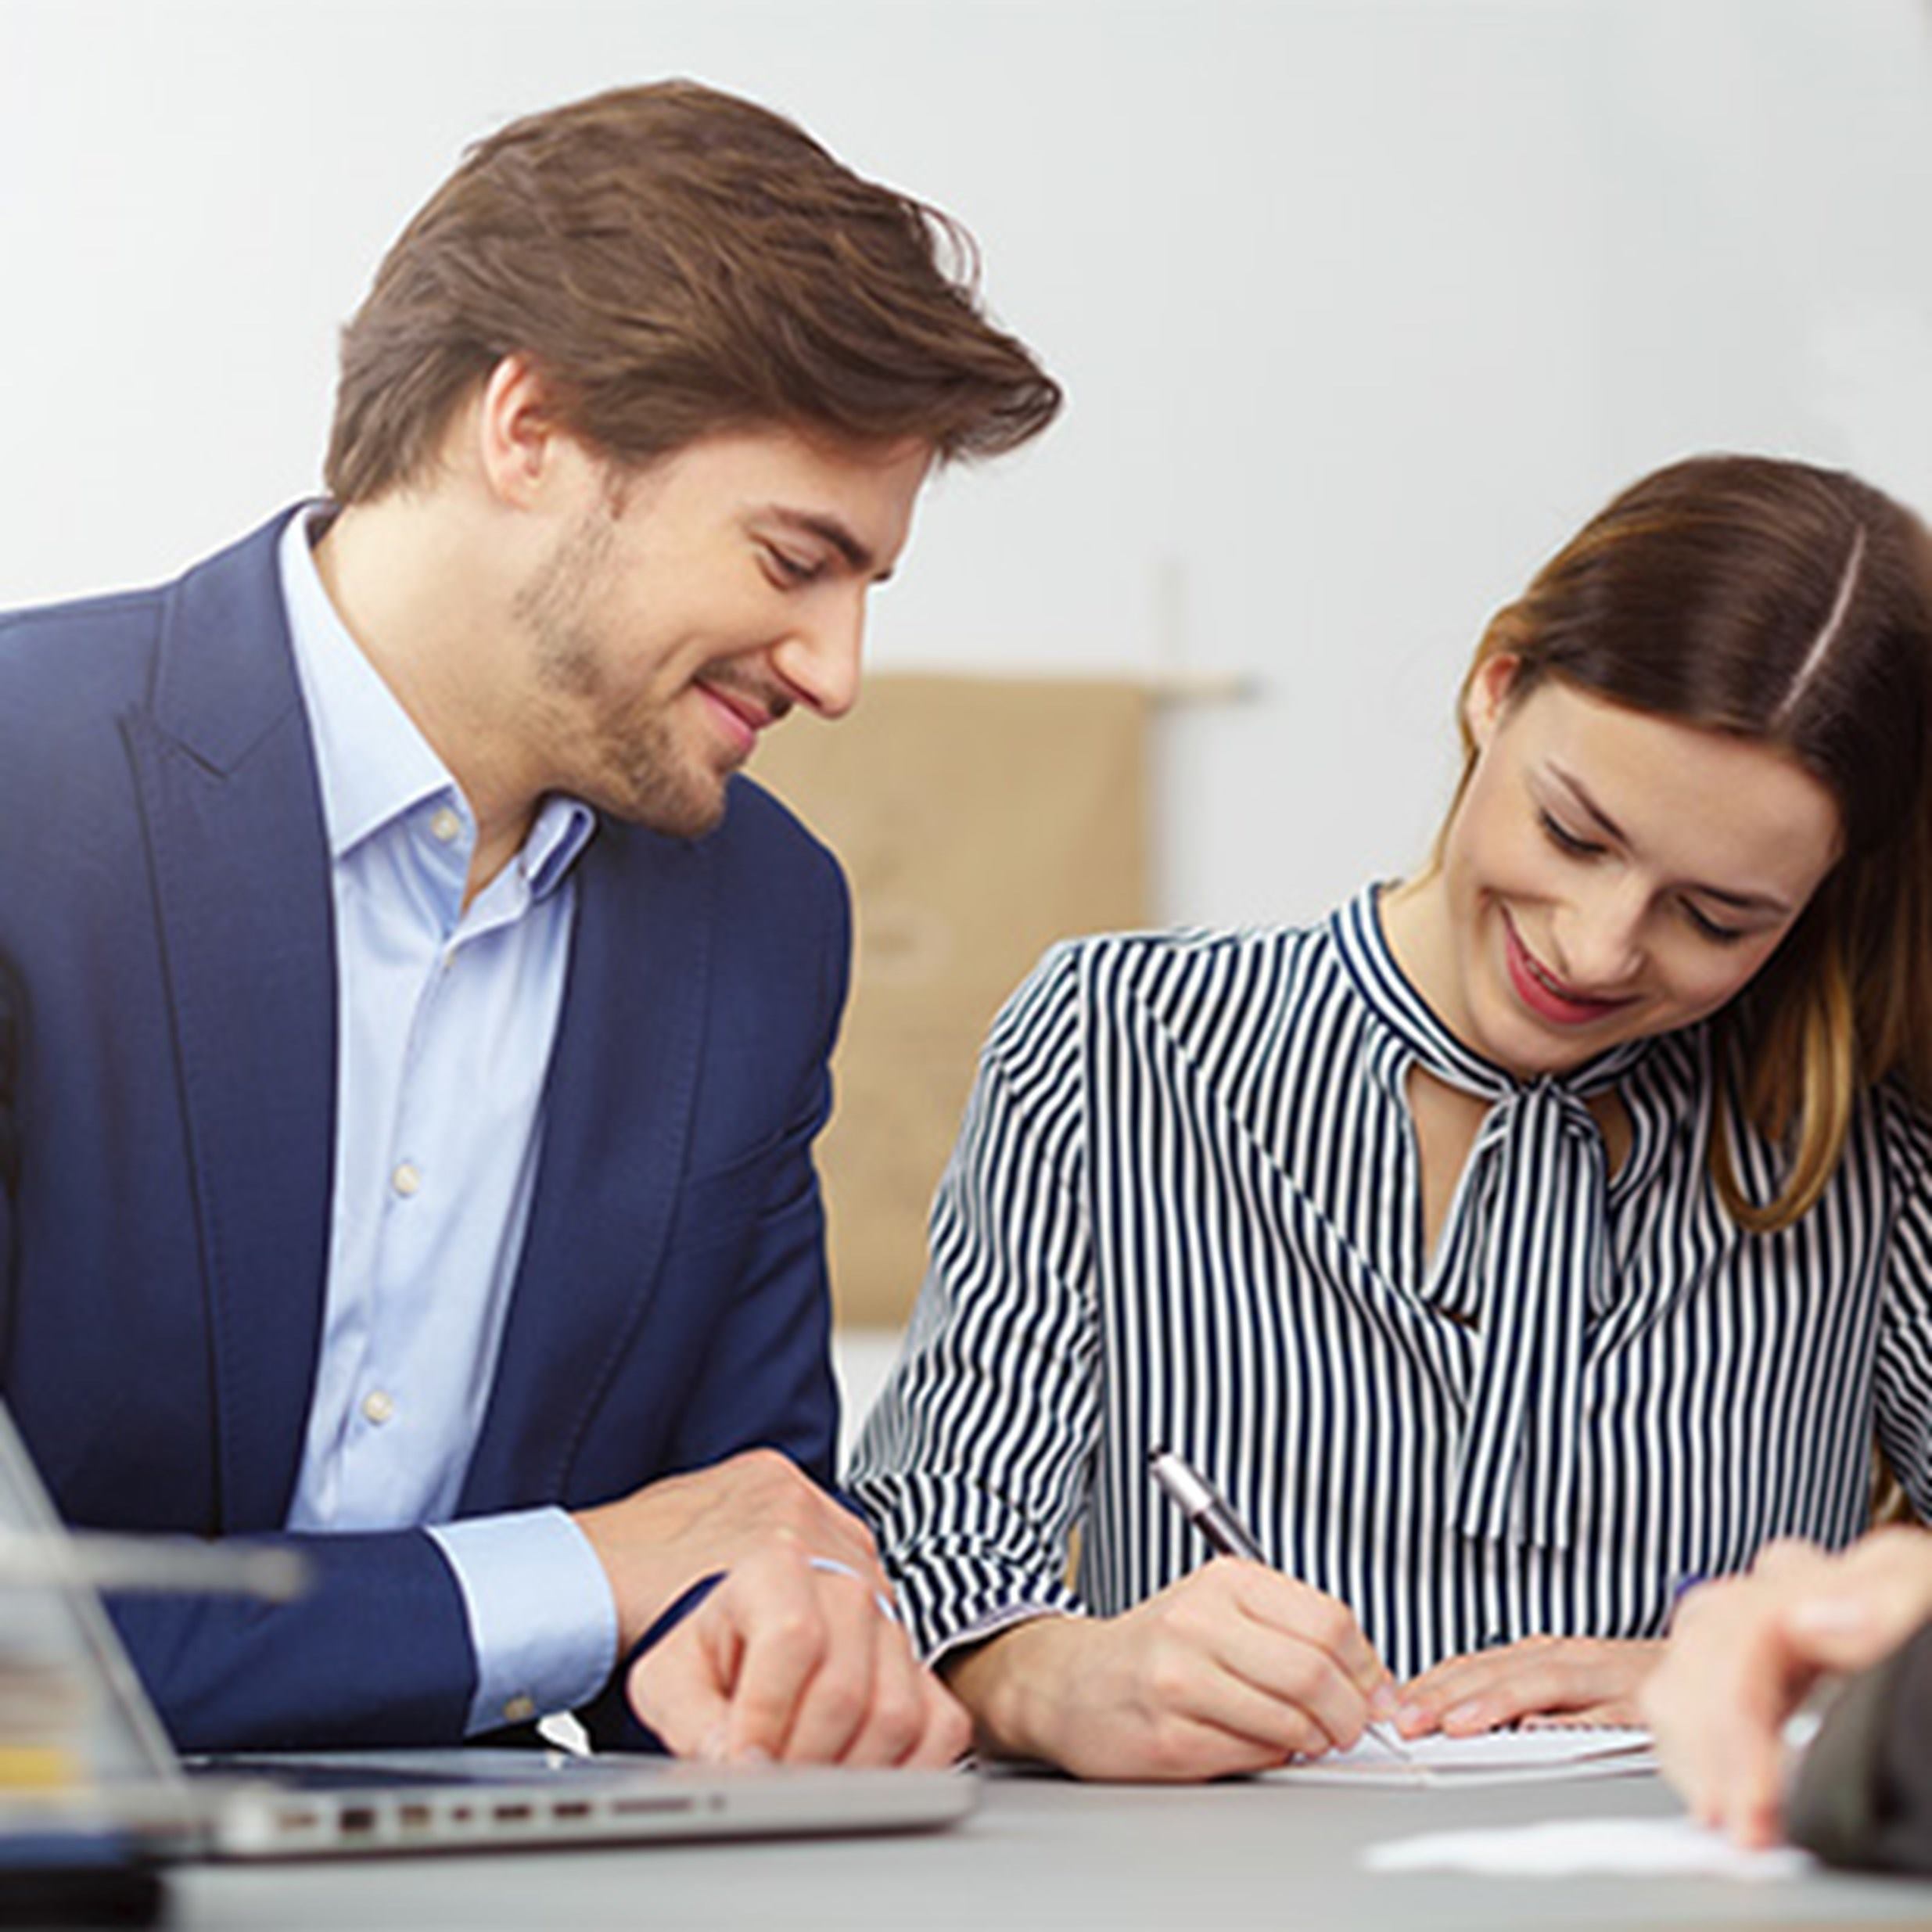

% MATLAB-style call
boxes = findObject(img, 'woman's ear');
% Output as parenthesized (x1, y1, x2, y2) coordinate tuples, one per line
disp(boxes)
(1463, 652, 1521, 751)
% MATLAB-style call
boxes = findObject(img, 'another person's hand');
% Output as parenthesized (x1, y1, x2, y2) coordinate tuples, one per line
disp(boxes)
(573, 1448, 885, 1651)
(626, 1542, 971, 1767)
(1642, 1529, 1932, 1848)
(943, 1560, 1395, 1782)
(1395, 1635, 1661, 1738)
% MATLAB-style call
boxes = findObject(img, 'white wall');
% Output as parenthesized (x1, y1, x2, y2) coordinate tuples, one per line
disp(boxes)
(5, 0, 1931, 930)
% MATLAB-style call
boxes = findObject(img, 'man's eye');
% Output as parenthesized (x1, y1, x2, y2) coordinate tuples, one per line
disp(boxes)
(1539, 810, 1601, 857)
(762, 546, 821, 586)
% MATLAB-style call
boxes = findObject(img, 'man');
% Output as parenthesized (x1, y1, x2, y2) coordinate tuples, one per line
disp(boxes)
(0, 81, 1058, 1761)
(1643, 1530, 1932, 1868)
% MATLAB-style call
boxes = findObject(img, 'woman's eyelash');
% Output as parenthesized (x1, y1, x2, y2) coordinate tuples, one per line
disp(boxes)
(1539, 810, 1600, 856)
(1539, 809, 1747, 943)
(1683, 901, 1745, 944)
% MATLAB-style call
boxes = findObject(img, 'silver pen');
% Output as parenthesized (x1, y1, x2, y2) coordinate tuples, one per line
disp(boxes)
(1147, 1448, 1268, 1562)
(1147, 1447, 1406, 1762)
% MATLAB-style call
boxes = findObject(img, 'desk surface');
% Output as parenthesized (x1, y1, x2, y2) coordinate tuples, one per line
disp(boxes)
(158, 1767, 1932, 1932)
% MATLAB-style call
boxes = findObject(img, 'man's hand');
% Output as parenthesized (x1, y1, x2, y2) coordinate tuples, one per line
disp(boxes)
(573, 1448, 884, 1652)
(1395, 1635, 1662, 1738)
(1643, 1530, 1932, 1848)
(626, 1543, 970, 1767)
(945, 1560, 1395, 1782)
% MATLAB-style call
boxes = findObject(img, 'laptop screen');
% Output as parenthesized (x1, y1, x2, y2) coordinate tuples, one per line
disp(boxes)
(0, 1401, 186, 1805)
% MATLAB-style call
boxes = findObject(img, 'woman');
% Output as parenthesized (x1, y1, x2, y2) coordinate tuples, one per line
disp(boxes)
(849, 454, 1932, 1781)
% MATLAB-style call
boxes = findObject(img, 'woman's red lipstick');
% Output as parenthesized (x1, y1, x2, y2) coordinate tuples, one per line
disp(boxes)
(1502, 913, 1633, 1027)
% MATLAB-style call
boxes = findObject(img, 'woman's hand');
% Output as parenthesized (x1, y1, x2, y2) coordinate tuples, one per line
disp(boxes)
(944, 1559, 1395, 1782)
(1642, 1530, 1932, 1848)
(1395, 1635, 1662, 1738)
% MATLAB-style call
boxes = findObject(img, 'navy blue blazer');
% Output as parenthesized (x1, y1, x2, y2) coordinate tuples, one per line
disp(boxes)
(0, 512, 849, 1750)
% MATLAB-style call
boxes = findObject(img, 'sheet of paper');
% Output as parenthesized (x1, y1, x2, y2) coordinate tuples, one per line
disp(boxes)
(1266, 1723, 1655, 1788)
(1363, 1814, 1812, 1881)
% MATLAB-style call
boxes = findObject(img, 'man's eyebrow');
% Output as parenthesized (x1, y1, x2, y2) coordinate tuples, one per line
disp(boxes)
(758, 507, 891, 581)
(1548, 764, 1793, 915)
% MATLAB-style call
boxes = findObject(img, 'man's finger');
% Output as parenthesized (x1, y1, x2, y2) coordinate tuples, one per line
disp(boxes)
(710, 1553, 831, 1769)
(764, 1571, 878, 1763)
(904, 1681, 975, 1770)
(625, 1611, 738, 1758)
(835, 1624, 936, 1767)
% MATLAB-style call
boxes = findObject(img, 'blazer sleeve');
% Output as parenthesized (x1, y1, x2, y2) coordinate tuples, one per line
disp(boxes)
(1787, 1618, 1932, 1872)
(104, 1529, 478, 1752)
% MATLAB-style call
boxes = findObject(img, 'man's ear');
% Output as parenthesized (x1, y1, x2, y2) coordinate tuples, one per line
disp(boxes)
(474, 354, 569, 509)
(1463, 652, 1521, 751)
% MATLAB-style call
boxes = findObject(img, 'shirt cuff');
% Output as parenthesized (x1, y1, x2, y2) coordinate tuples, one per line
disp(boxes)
(925, 1603, 1086, 1670)
(426, 1508, 618, 1736)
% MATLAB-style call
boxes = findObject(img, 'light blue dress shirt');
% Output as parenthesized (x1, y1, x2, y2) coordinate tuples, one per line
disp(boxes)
(278, 508, 618, 1734)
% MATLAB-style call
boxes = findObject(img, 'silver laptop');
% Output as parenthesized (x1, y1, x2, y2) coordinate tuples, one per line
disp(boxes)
(0, 1402, 974, 1858)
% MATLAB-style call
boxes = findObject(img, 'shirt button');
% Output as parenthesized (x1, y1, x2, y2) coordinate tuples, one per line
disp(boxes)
(392, 1162, 422, 1198)
(502, 1694, 537, 1725)
(429, 806, 462, 845)
(361, 1390, 396, 1426)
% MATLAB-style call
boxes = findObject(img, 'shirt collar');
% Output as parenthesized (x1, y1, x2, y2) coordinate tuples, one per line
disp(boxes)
(280, 505, 454, 862)
(523, 794, 598, 902)
(278, 505, 596, 896)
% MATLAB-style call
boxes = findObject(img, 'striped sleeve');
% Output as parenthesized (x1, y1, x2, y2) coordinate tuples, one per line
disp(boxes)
(847, 944, 1098, 1661)
(1876, 1082, 1932, 1514)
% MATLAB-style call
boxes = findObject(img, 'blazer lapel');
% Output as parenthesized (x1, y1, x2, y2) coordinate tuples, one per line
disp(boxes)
(459, 821, 716, 1510)
(121, 512, 336, 1533)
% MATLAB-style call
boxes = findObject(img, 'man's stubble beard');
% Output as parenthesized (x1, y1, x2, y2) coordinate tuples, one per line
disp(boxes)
(512, 507, 731, 841)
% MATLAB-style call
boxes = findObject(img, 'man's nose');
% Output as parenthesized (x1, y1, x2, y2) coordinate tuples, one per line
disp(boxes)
(772, 591, 864, 720)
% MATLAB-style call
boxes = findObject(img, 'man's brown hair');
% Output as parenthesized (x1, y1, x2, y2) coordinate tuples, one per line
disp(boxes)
(324, 81, 1061, 501)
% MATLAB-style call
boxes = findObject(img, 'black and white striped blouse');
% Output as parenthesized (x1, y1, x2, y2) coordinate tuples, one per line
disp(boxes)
(849, 886, 1932, 1679)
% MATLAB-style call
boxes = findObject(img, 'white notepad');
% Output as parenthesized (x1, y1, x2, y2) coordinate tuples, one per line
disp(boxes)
(1266, 1723, 1655, 1788)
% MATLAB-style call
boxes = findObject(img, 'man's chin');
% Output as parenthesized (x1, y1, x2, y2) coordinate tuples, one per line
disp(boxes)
(612, 777, 731, 842)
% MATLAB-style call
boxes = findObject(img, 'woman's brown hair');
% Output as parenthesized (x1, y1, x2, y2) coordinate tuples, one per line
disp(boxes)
(323, 81, 1061, 502)
(1454, 454, 1932, 1230)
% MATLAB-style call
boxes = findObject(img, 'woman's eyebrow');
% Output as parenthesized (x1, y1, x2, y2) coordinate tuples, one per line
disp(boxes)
(1548, 765, 1627, 845)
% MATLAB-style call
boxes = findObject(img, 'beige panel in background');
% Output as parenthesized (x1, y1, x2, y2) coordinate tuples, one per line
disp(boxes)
(755, 674, 1150, 1330)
